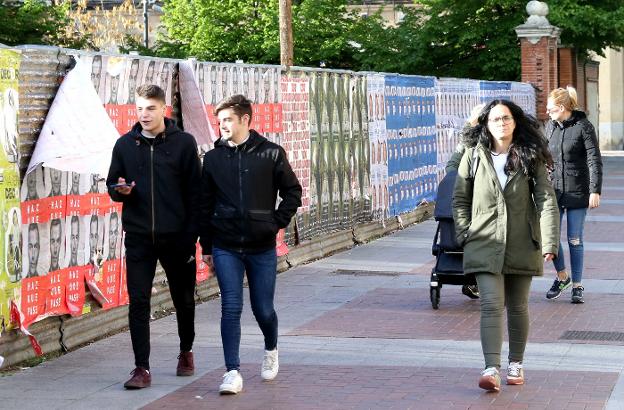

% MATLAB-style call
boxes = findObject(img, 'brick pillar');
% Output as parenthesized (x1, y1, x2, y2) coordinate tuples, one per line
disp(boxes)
(558, 47, 576, 89)
(515, 1, 561, 121)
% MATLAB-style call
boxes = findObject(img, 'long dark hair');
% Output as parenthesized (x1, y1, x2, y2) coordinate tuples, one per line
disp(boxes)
(463, 99, 553, 178)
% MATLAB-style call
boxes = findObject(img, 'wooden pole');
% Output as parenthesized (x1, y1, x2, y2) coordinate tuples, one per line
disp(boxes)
(279, 0, 294, 67)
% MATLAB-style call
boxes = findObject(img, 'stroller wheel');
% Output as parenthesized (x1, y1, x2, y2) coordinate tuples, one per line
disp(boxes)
(430, 286, 440, 309)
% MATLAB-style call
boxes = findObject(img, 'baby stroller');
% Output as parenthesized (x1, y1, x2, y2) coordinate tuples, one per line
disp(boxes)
(429, 169, 478, 309)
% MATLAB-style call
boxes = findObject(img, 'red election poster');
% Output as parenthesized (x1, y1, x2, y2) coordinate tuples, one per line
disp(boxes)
(64, 265, 87, 315)
(44, 269, 67, 316)
(19, 276, 47, 328)
(118, 254, 129, 306)
(100, 259, 120, 310)
(195, 243, 211, 283)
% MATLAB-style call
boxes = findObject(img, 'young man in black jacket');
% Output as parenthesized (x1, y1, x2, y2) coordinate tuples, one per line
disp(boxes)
(107, 84, 201, 389)
(200, 94, 302, 394)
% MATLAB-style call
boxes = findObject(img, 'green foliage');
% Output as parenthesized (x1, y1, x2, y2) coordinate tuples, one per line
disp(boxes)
(347, 11, 401, 73)
(155, 0, 624, 80)
(391, 0, 524, 80)
(389, 0, 624, 81)
(291, 0, 355, 68)
(161, 0, 280, 63)
(0, 0, 67, 46)
(159, 0, 360, 67)
(549, 0, 624, 57)
(119, 35, 189, 59)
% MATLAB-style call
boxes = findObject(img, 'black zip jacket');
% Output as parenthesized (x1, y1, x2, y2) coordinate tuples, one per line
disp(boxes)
(547, 110, 603, 209)
(106, 118, 202, 236)
(199, 130, 302, 254)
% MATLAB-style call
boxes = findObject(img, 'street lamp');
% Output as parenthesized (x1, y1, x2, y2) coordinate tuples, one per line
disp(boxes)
(143, 0, 148, 48)
(142, 0, 162, 48)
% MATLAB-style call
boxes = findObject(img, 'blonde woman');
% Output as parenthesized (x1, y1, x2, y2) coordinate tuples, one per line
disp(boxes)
(545, 86, 603, 304)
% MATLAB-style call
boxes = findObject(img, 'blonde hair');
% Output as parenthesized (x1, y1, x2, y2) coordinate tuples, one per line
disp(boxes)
(467, 103, 486, 127)
(548, 86, 579, 111)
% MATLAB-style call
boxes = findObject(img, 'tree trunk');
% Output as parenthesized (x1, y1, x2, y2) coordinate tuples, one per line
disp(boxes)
(279, 0, 294, 67)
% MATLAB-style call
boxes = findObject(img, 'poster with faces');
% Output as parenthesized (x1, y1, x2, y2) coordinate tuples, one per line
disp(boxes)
(65, 172, 89, 268)
(103, 211, 121, 262)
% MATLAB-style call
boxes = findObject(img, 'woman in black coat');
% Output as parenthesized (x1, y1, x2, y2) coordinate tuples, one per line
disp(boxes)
(545, 86, 603, 304)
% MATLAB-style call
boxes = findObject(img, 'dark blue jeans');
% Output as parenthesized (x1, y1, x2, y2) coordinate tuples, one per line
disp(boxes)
(213, 246, 278, 371)
(553, 206, 587, 284)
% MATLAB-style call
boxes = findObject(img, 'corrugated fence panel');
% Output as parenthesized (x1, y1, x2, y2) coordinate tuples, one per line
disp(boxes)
(16, 46, 71, 180)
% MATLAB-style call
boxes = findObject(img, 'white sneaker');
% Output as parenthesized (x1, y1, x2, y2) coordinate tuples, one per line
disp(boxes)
(478, 367, 501, 392)
(261, 348, 279, 381)
(506, 362, 524, 385)
(219, 370, 243, 394)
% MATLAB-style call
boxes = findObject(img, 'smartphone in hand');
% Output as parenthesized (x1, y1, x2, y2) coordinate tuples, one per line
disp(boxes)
(109, 182, 133, 189)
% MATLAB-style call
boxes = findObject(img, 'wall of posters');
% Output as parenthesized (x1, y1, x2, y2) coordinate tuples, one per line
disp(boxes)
(367, 74, 389, 221)
(479, 80, 536, 115)
(305, 70, 371, 237)
(385, 75, 437, 216)
(84, 54, 175, 135)
(19, 166, 123, 327)
(434, 78, 481, 182)
(196, 63, 282, 144)
(280, 76, 312, 240)
(0, 48, 21, 331)
(1, 47, 538, 348)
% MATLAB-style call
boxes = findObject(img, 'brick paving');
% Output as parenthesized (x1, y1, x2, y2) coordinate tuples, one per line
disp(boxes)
(409, 251, 623, 280)
(143, 364, 617, 410)
(288, 287, 624, 345)
(2, 154, 623, 410)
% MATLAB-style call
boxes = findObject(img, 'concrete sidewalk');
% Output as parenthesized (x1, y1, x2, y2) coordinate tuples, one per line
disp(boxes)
(1, 153, 623, 409)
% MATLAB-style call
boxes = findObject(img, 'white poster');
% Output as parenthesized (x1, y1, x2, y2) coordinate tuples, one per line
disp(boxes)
(179, 60, 217, 156)
(27, 58, 119, 176)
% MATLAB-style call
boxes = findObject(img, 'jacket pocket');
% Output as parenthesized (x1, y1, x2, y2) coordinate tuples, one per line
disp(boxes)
(211, 205, 239, 239)
(247, 209, 278, 243)
(528, 221, 541, 250)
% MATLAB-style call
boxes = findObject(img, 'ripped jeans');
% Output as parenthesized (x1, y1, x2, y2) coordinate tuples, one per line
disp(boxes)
(552, 206, 587, 284)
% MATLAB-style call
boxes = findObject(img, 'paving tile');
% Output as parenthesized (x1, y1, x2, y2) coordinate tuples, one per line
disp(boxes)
(289, 287, 624, 345)
(142, 364, 617, 410)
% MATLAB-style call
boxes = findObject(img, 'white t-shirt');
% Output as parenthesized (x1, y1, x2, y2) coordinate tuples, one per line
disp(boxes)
(141, 130, 157, 139)
(491, 152, 508, 189)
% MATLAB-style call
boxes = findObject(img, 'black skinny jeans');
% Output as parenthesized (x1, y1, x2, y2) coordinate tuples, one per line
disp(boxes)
(125, 232, 197, 369)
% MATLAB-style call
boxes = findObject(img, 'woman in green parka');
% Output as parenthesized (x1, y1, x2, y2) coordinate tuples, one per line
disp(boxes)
(453, 100, 560, 392)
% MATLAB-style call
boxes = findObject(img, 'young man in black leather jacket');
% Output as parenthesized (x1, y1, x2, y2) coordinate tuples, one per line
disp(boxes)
(200, 94, 302, 394)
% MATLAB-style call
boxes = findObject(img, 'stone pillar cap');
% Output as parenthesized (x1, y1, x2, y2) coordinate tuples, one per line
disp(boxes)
(525, 0, 550, 26)
(515, 1, 561, 43)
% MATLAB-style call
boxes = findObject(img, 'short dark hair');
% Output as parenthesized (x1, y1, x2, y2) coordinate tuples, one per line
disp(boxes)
(50, 218, 61, 231)
(215, 94, 253, 125)
(135, 84, 166, 104)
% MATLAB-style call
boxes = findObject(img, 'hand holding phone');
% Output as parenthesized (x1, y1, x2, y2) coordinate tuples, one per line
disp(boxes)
(111, 178, 135, 195)
(109, 182, 133, 188)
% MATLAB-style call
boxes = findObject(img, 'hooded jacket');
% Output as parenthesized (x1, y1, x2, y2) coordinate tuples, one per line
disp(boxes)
(106, 118, 202, 236)
(453, 145, 560, 276)
(199, 130, 302, 254)
(547, 110, 602, 209)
